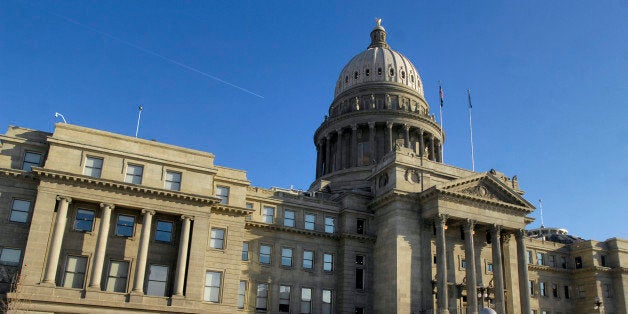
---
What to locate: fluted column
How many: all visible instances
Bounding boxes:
[325,135,331,174]
[315,141,322,178]
[491,225,506,313]
[403,124,410,148]
[336,128,343,170]
[386,121,393,152]
[368,122,376,163]
[516,229,531,313]
[173,215,193,296]
[351,125,358,167]
[419,129,425,157]
[435,215,449,314]
[89,203,115,289]
[42,196,72,284]
[132,209,155,293]
[464,220,478,314]
[429,134,435,161]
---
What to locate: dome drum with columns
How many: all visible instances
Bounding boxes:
[313,20,444,181]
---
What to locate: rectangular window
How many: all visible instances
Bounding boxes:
[356,219,365,234]
[324,217,335,233]
[246,202,253,209]
[324,253,333,271]
[300,287,312,314]
[279,285,291,312]
[487,263,493,272]
[22,151,42,171]
[62,255,87,288]
[560,256,567,269]
[305,213,315,230]
[256,283,268,311]
[74,209,95,232]
[259,244,271,264]
[322,290,332,314]
[552,283,559,298]
[281,247,293,267]
[216,186,229,204]
[155,220,173,242]
[600,255,607,267]
[603,283,612,298]
[106,260,129,292]
[575,256,583,269]
[526,250,532,264]
[283,209,295,227]
[115,215,135,237]
[0,248,21,266]
[9,199,31,223]
[146,265,168,296]
[303,250,314,269]
[84,156,103,178]
[461,259,466,269]
[529,280,535,296]
[204,271,222,302]
[237,281,247,309]
[549,255,556,267]
[210,228,225,249]
[564,285,570,299]
[536,252,544,265]
[242,242,249,261]
[356,255,365,290]
[540,282,546,296]
[125,164,143,184]
[165,171,181,191]
[577,285,585,298]
[262,206,274,224]
[355,307,364,314]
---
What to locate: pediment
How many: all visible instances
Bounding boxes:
[437,173,534,210]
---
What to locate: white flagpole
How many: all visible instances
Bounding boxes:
[539,199,545,228]
[468,89,475,171]
[135,105,143,138]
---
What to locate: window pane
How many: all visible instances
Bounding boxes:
[242,242,249,261]
[146,265,168,296]
[22,152,42,171]
[75,209,95,231]
[84,157,103,178]
[305,214,315,230]
[116,215,135,236]
[216,186,229,204]
[210,228,225,249]
[147,280,167,296]
[256,283,268,310]
[325,217,334,233]
[0,248,21,266]
[106,261,129,293]
[155,221,173,242]
[262,207,274,223]
[10,211,28,223]
[237,281,246,309]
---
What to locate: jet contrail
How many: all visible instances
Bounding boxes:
[31,5,264,99]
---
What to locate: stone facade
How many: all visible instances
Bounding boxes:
[0,21,626,314]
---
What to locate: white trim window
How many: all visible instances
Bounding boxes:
[283,209,295,227]
[0,248,21,266]
[84,156,103,178]
[255,283,269,311]
[210,228,225,249]
[262,206,274,224]
[165,171,181,191]
[204,271,222,302]
[281,248,293,267]
[216,186,229,204]
[62,255,87,289]
[146,265,168,296]
[300,287,312,314]
[324,217,335,233]
[22,151,42,171]
[305,213,315,230]
[322,289,333,314]
[9,199,31,223]
[323,253,333,271]
[303,250,314,270]
[279,285,291,312]
[125,164,143,185]
[106,260,129,292]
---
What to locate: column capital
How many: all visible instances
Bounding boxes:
[368,121,376,128]
[181,215,194,221]
[491,224,502,233]
[325,133,331,140]
[386,121,393,128]
[403,123,410,131]
[515,228,527,240]
[435,214,449,226]
[142,209,156,216]
[351,124,358,131]
[463,219,476,232]
[100,203,115,210]
[336,128,343,135]
[56,195,72,204]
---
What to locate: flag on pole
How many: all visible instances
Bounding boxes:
[439,83,444,108]
[467,90,472,109]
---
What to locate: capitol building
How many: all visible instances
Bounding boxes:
[0,21,626,314]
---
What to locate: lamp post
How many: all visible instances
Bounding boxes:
[594,296,603,313]
[477,284,489,308]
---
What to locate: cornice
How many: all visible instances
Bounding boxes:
[418,188,532,214]
[528,264,574,274]
[368,189,417,210]
[244,221,339,240]
[34,168,220,205]
[339,232,376,243]
[210,204,254,216]
[0,168,40,181]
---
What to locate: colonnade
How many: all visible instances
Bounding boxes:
[42,195,193,296]
[315,122,443,177]
[432,215,531,314]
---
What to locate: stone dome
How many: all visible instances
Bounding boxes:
[334,20,424,98]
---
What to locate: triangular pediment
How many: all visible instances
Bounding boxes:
[436,172,534,210]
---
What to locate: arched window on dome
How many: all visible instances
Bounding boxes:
[354,71,359,80]
[365,69,370,76]
[345,76,348,83]
[389,68,395,76]
[378,68,382,75]
[411,75,414,83]
[401,71,406,79]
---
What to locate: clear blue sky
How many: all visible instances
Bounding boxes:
[1,1,626,241]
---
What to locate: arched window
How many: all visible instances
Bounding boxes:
[365,69,370,76]
[354,71,359,79]
[411,75,414,82]
[389,68,395,76]
[378,67,382,75]
[345,76,348,83]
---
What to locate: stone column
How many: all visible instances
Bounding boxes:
[315,141,322,178]
[418,129,425,157]
[516,229,531,313]
[429,134,435,161]
[368,122,376,163]
[403,124,410,148]
[336,128,343,170]
[42,196,72,284]
[132,209,155,293]
[435,215,449,314]
[325,135,331,175]
[89,203,115,289]
[491,225,506,314]
[386,121,394,152]
[464,220,478,314]
[173,215,193,296]
[351,124,358,168]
